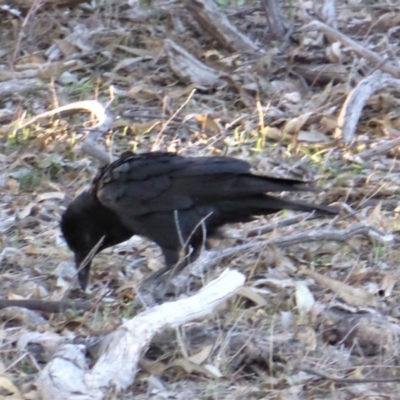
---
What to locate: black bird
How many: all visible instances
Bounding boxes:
[61,151,337,289]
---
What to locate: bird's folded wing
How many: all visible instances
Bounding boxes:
[95,152,308,216]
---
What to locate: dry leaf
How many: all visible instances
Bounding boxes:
[283,92,301,103]
[297,130,330,142]
[203,364,223,378]
[295,326,317,351]
[171,359,219,377]
[187,345,213,365]
[263,126,284,141]
[194,114,222,133]
[283,112,313,135]
[326,42,342,63]
[0,376,23,400]
[238,286,267,306]
[303,269,379,307]
[379,272,400,296]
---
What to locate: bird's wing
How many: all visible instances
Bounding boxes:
[95,152,307,216]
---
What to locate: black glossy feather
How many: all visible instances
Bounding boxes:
[61,152,338,289]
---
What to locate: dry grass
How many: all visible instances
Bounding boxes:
[1,0,400,398]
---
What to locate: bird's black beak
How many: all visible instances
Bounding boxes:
[75,253,92,290]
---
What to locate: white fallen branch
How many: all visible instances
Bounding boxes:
[37,269,245,400]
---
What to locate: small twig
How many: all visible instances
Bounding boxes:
[302,367,400,384]
[152,88,196,151]
[357,137,400,160]
[0,299,94,313]
[269,222,392,247]
[11,0,44,65]
[61,235,106,300]
[1,352,29,375]
[244,213,318,238]
[174,222,391,284]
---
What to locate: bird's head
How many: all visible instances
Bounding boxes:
[60,191,132,289]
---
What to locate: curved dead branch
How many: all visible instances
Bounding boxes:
[9,100,113,163]
[36,269,245,399]
[334,72,400,142]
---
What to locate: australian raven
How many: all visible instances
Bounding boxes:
[61,151,337,289]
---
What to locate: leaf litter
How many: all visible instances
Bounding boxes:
[2,0,400,398]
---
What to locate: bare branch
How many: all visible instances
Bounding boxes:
[358,137,400,160]
[302,367,400,384]
[37,269,245,399]
[301,16,400,79]
[184,0,262,54]
[164,39,223,89]
[174,222,392,283]
[334,72,400,142]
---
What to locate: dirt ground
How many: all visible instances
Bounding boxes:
[1,0,400,398]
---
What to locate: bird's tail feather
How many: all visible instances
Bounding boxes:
[218,195,339,216]
[235,175,312,194]
[264,196,339,214]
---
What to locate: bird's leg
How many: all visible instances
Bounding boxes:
[134,247,182,306]
[139,247,181,290]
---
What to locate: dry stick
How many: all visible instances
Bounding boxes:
[302,367,400,384]
[11,0,44,65]
[385,127,400,138]
[260,0,286,39]
[152,87,196,151]
[164,39,223,89]
[357,137,400,160]
[0,299,94,313]
[184,0,262,54]
[300,16,400,79]
[269,222,392,247]
[244,213,318,238]
[173,222,391,284]
[59,235,107,303]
